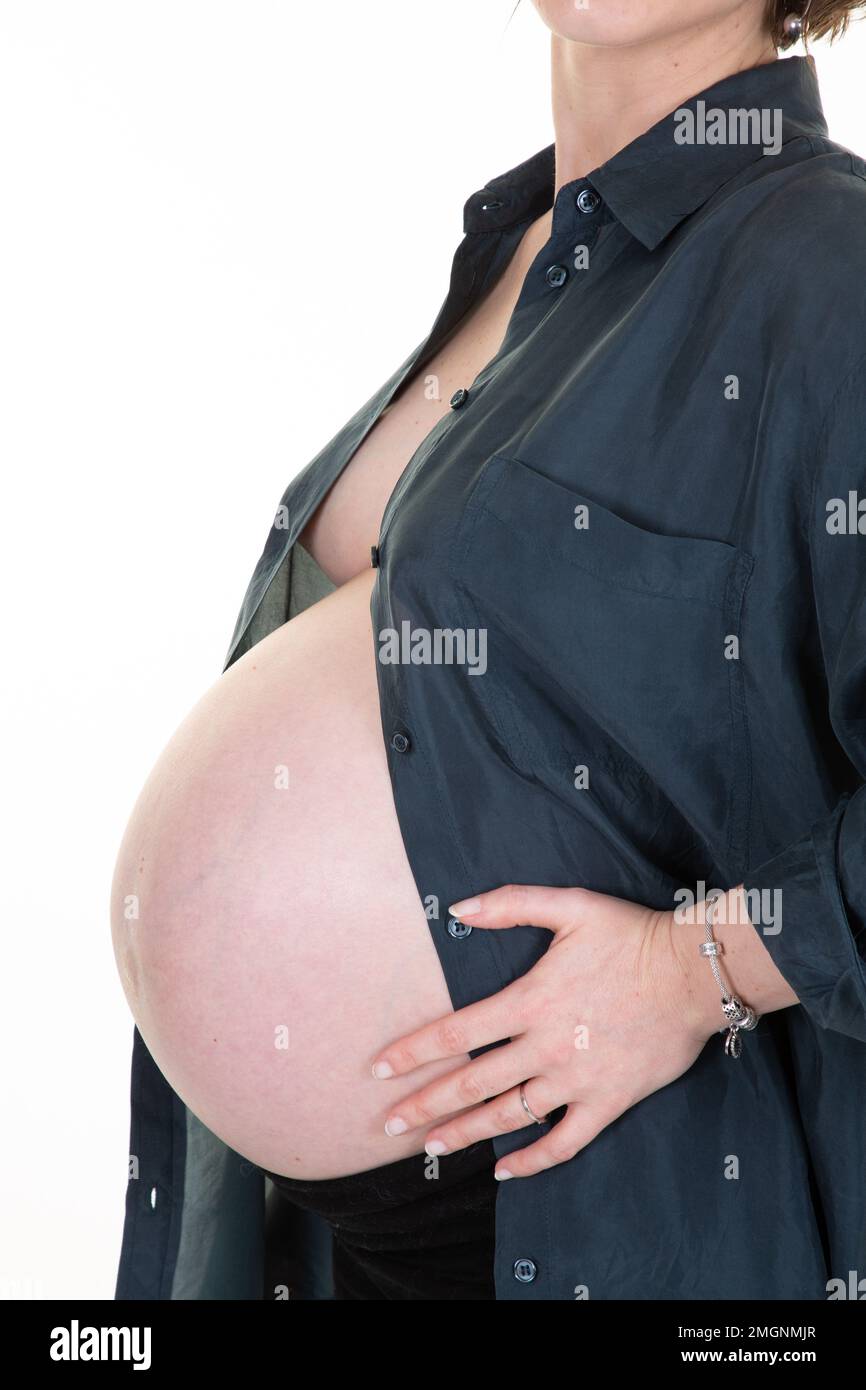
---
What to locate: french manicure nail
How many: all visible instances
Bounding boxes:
[425,1140,448,1156]
[371,1061,393,1078]
[449,896,481,916]
[495,1168,514,1181]
[385,1116,408,1136]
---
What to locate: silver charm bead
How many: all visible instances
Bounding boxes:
[721,995,747,1024]
[725,1028,744,1060]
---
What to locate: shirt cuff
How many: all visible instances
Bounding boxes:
[740,787,866,1041]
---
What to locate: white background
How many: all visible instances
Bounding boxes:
[1,1,865,1300]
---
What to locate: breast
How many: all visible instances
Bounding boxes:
[110,567,467,1179]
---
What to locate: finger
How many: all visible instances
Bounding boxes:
[494,1103,620,1180]
[423,1078,561,1156]
[448,883,593,934]
[383,1041,532,1137]
[372,978,529,1079]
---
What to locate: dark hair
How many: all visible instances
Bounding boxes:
[769,0,865,48]
[511,1,863,50]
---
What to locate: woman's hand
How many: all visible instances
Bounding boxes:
[370,883,769,1180]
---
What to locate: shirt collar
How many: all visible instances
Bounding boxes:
[464,55,828,251]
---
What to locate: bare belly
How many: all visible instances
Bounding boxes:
[110,568,469,1179]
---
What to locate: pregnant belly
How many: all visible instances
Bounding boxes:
[111,568,469,1179]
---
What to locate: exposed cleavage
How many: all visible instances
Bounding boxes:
[299,207,554,586]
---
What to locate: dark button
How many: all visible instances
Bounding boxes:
[370,545,379,568]
[450,387,469,409]
[446,916,472,940]
[481,199,503,211]
[576,187,600,214]
[513,1258,538,1284]
[390,731,410,754]
[545,263,568,288]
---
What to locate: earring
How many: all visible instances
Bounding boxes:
[783,0,812,41]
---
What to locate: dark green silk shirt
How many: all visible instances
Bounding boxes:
[117,54,866,1300]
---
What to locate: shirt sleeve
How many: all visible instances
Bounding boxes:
[740,356,866,1042]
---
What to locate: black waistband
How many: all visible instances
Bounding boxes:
[265,1140,497,1299]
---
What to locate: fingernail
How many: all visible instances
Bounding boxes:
[385,1116,408,1136]
[449,896,481,916]
[495,1167,514,1181]
[371,1060,393,1079]
[425,1140,448,1156]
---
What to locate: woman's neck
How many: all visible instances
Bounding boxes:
[550,16,779,189]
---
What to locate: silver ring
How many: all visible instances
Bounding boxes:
[519,1081,547,1126]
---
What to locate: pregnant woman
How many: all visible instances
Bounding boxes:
[113,0,866,1301]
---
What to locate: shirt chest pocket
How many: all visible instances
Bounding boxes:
[447,453,755,880]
